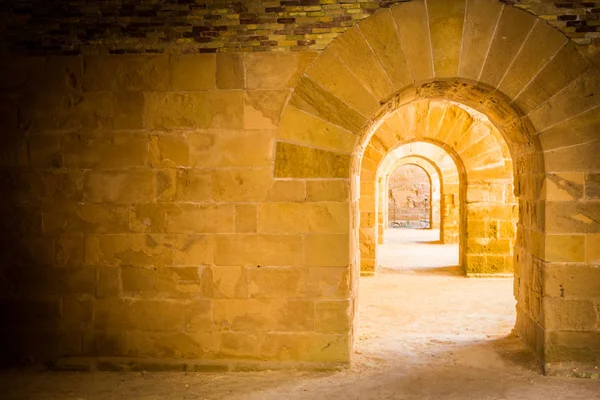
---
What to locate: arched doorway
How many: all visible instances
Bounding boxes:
[274,0,600,375]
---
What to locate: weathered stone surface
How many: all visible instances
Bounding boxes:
[170,55,216,91]
[544,235,586,262]
[215,234,303,267]
[289,77,367,133]
[278,106,356,154]
[427,0,465,78]
[166,204,234,234]
[84,55,170,91]
[85,234,174,267]
[189,130,274,168]
[145,91,244,130]
[390,1,433,82]
[274,142,350,179]
[306,51,379,118]
[305,234,350,267]
[512,44,589,114]
[538,105,600,152]
[235,205,257,234]
[216,53,244,90]
[244,90,289,130]
[459,0,503,81]
[212,169,273,202]
[306,181,349,202]
[173,234,215,266]
[114,91,144,130]
[201,266,248,299]
[42,204,130,234]
[480,6,536,88]
[246,52,317,89]
[83,170,155,203]
[63,132,149,169]
[258,203,349,234]
[358,9,413,90]
[315,300,351,334]
[329,25,395,101]
[498,20,567,100]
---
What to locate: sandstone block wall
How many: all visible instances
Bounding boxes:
[0,0,599,377]
[0,52,354,367]
[388,165,431,229]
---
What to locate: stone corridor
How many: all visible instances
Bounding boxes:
[3,229,599,399]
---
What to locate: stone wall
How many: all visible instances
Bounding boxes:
[0,0,599,377]
[0,0,599,57]
[388,165,431,229]
[0,52,352,368]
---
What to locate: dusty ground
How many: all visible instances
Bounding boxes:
[2,229,599,399]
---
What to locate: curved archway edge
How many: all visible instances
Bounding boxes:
[274,0,600,375]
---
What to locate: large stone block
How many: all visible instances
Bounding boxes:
[93,298,189,332]
[121,266,201,298]
[172,169,211,202]
[85,234,174,267]
[288,77,367,133]
[458,0,503,81]
[145,91,243,130]
[42,204,129,234]
[200,266,248,299]
[543,263,600,298]
[307,267,350,298]
[235,204,257,233]
[114,91,144,130]
[358,9,412,90]
[543,298,597,331]
[306,180,349,202]
[83,55,169,91]
[126,331,216,359]
[212,169,273,202]
[544,235,586,263]
[274,142,351,179]
[390,0,434,82]
[480,6,535,88]
[498,19,566,100]
[315,300,351,334]
[63,132,149,169]
[166,204,234,234]
[216,53,244,89]
[149,134,189,168]
[244,90,289,129]
[258,202,349,234]
[248,266,308,299]
[545,201,600,234]
[170,54,216,90]
[245,52,316,89]
[328,25,395,101]
[213,299,313,332]
[21,92,113,132]
[277,106,356,154]
[427,0,465,78]
[188,130,274,167]
[172,234,216,266]
[305,234,349,267]
[306,51,379,118]
[215,234,303,267]
[83,170,155,203]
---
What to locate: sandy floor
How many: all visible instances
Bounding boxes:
[2,229,599,399]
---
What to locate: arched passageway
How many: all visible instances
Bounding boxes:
[387,164,432,229]
[274,0,600,375]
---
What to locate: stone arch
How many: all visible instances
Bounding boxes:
[274,0,600,373]
[359,101,518,276]
[385,163,434,229]
[382,157,441,237]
